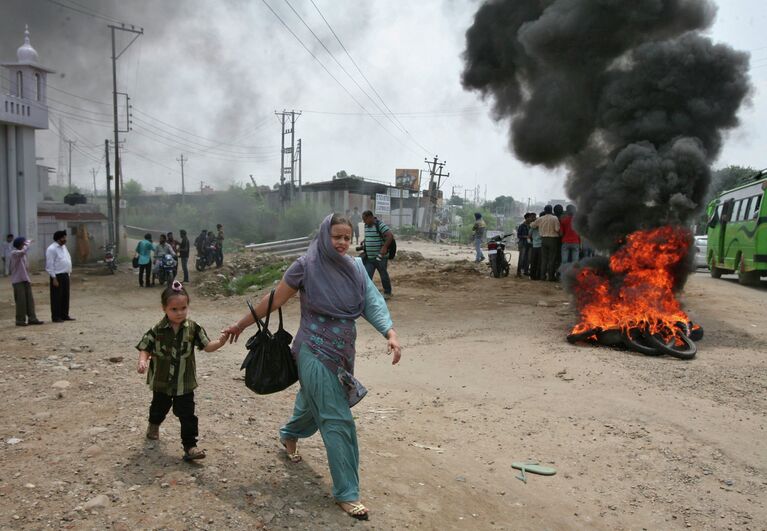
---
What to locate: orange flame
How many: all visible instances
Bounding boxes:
[570,226,691,338]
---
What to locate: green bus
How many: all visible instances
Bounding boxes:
[706,170,767,285]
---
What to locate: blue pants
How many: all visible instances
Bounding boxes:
[561,243,580,265]
[364,256,392,295]
[474,237,484,262]
[280,346,360,502]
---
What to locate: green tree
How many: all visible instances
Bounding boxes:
[123,179,144,203]
[448,195,465,206]
[708,165,757,201]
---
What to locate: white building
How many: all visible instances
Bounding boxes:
[1,26,53,263]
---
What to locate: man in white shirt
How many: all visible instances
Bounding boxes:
[45,230,74,322]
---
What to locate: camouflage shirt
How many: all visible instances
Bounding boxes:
[135,317,210,396]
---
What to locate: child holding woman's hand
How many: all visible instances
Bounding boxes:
[136,281,226,461]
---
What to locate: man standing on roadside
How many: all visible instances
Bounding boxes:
[516,213,533,277]
[530,205,561,281]
[559,205,581,268]
[471,213,486,263]
[361,210,393,299]
[215,223,225,268]
[178,229,190,283]
[45,230,74,322]
[10,237,43,326]
[351,207,362,244]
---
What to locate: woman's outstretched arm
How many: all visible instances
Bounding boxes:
[222,280,298,343]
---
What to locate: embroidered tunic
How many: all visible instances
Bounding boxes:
[283,256,392,406]
[135,317,210,396]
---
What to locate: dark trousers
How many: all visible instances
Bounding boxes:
[517,242,531,276]
[541,237,559,281]
[180,256,189,282]
[49,273,70,320]
[138,263,151,286]
[529,247,542,280]
[148,391,198,449]
[215,248,223,267]
[13,281,38,324]
[364,256,392,294]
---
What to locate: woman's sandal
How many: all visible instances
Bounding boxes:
[337,501,369,521]
[280,438,302,464]
[183,447,206,462]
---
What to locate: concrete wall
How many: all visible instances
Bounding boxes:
[0,124,38,246]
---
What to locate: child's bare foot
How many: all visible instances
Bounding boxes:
[183,447,206,461]
[146,423,159,440]
[280,438,302,463]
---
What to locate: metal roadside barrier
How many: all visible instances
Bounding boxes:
[244,236,311,257]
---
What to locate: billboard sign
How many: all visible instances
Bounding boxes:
[375,193,390,214]
[395,168,420,191]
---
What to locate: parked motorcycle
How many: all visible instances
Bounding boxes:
[195,243,216,272]
[158,253,178,287]
[103,243,117,274]
[487,233,513,278]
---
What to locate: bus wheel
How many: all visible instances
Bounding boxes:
[709,265,723,279]
[738,269,760,286]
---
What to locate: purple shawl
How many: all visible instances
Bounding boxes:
[302,214,366,319]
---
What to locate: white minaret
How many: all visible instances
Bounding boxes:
[1,26,54,251]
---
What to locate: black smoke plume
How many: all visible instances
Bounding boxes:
[461,0,751,250]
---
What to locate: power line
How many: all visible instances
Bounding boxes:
[260,0,421,157]
[283,0,408,138]
[129,122,281,160]
[308,0,432,153]
[43,0,130,25]
[131,109,275,152]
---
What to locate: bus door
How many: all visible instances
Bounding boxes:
[718,198,735,266]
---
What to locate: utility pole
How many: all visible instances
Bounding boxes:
[109,23,143,255]
[295,138,302,193]
[176,154,187,203]
[90,168,97,198]
[275,110,301,207]
[424,156,448,240]
[104,140,114,244]
[66,139,75,192]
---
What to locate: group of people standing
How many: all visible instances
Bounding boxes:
[4,230,76,326]
[516,204,593,281]
[133,224,224,288]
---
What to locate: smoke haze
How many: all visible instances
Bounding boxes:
[462,0,751,249]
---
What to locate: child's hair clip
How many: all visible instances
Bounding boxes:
[171,280,184,292]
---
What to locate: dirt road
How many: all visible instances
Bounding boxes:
[0,241,764,530]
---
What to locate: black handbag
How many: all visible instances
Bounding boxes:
[132,256,139,268]
[240,290,298,394]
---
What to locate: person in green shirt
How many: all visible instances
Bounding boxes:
[136,281,227,461]
[134,233,154,287]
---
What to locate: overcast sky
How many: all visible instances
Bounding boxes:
[1,0,765,203]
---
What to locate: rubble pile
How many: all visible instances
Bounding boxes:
[194,252,289,298]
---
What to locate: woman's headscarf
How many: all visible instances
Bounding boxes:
[302,214,366,319]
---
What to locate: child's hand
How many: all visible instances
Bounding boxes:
[217,332,229,345]
[137,353,150,374]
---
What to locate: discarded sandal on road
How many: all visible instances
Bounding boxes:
[280,438,302,463]
[512,461,557,483]
[183,447,206,462]
[337,501,369,521]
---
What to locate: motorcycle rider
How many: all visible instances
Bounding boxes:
[153,234,176,286]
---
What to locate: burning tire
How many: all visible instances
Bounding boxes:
[622,329,662,356]
[645,332,697,360]
[566,328,598,344]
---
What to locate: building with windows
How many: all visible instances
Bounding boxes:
[1,26,54,263]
